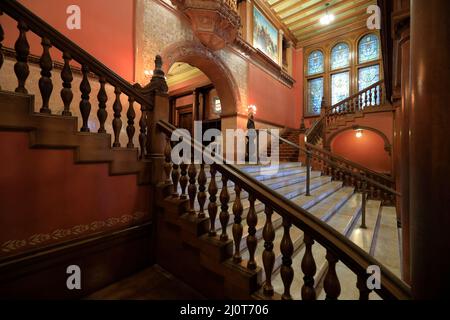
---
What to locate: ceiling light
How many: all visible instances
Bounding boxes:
[320,3,335,26]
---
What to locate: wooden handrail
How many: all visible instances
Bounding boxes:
[306,142,394,184]
[329,80,384,112]
[0,0,150,109]
[157,119,411,300]
[269,130,398,197]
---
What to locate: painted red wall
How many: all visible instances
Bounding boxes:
[248,49,303,129]
[0,132,150,257]
[331,129,391,173]
[1,0,135,81]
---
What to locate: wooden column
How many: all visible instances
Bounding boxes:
[409,1,450,299]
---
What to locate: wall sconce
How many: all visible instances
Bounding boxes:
[355,129,363,139]
[144,70,153,78]
[247,104,257,116]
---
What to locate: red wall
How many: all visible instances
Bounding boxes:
[331,129,391,173]
[248,49,303,129]
[0,132,150,257]
[1,0,135,81]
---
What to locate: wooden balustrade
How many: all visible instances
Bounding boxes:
[157,120,410,300]
[0,0,152,157]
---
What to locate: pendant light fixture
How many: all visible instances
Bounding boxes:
[320,3,335,26]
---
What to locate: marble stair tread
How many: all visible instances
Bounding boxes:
[348,200,381,252]
[307,187,355,220]
[326,193,362,236]
[195,171,323,214]
[373,207,401,278]
[211,176,328,231]
[291,181,343,210]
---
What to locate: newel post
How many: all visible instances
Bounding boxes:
[138,55,170,185]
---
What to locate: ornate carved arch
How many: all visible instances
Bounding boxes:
[327,125,392,155]
[161,40,241,116]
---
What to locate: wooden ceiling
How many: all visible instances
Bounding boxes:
[262,0,376,45]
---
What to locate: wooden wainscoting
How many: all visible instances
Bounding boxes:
[0,222,153,299]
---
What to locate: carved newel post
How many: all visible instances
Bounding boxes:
[136,55,169,184]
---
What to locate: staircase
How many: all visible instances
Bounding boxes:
[279,130,302,162]
[178,162,401,299]
[305,80,394,148]
[0,0,410,300]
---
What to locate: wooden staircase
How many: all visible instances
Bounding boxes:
[183,162,401,299]
[0,0,410,300]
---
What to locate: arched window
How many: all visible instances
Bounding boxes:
[331,43,350,70]
[358,34,379,63]
[308,50,324,75]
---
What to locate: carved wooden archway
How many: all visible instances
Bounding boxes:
[327,125,392,155]
[161,40,241,116]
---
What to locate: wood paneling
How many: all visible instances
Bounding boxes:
[0,222,153,299]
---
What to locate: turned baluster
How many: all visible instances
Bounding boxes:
[112,87,123,147]
[301,233,317,300]
[139,105,147,158]
[367,88,373,107]
[97,77,108,133]
[246,194,258,269]
[370,186,375,199]
[171,164,180,197]
[0,12,4,88]
[359,94,363,110]
[324,249,341,300]
[219,176,230,241]
[262,206,275,296]
[39,38,53,114]
[280,217,294,300]
[14,20,30,94]
[373,86,379,106]
[163,138,172,184]
[188,163,197,215]
[208,165,218,236]
[61,52,73,116]
[232,185,243,263]
[126,97,136,148]
[79,65,91,132]
[197,164,207,218]
[357,274,371,300]
[339,171,344,182]
[179,162,188,199]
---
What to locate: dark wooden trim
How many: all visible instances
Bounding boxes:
[0,221,153,299]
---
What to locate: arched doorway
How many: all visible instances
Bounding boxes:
[161,41,241,118]
[329,126,392,174]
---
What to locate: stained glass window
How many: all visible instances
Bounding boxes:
[359,65,380,106]
[307,77,324,115]
[331,72,350,106]
[331,43,350,70]
[308,50,324,75]
[359,65,380,90]
[358,34,379,63]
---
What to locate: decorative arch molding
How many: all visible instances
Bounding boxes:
[161,40,241,116]
[327,125,392,155]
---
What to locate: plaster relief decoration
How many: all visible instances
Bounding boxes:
[253,6,278,63]
[170,0,241,51]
